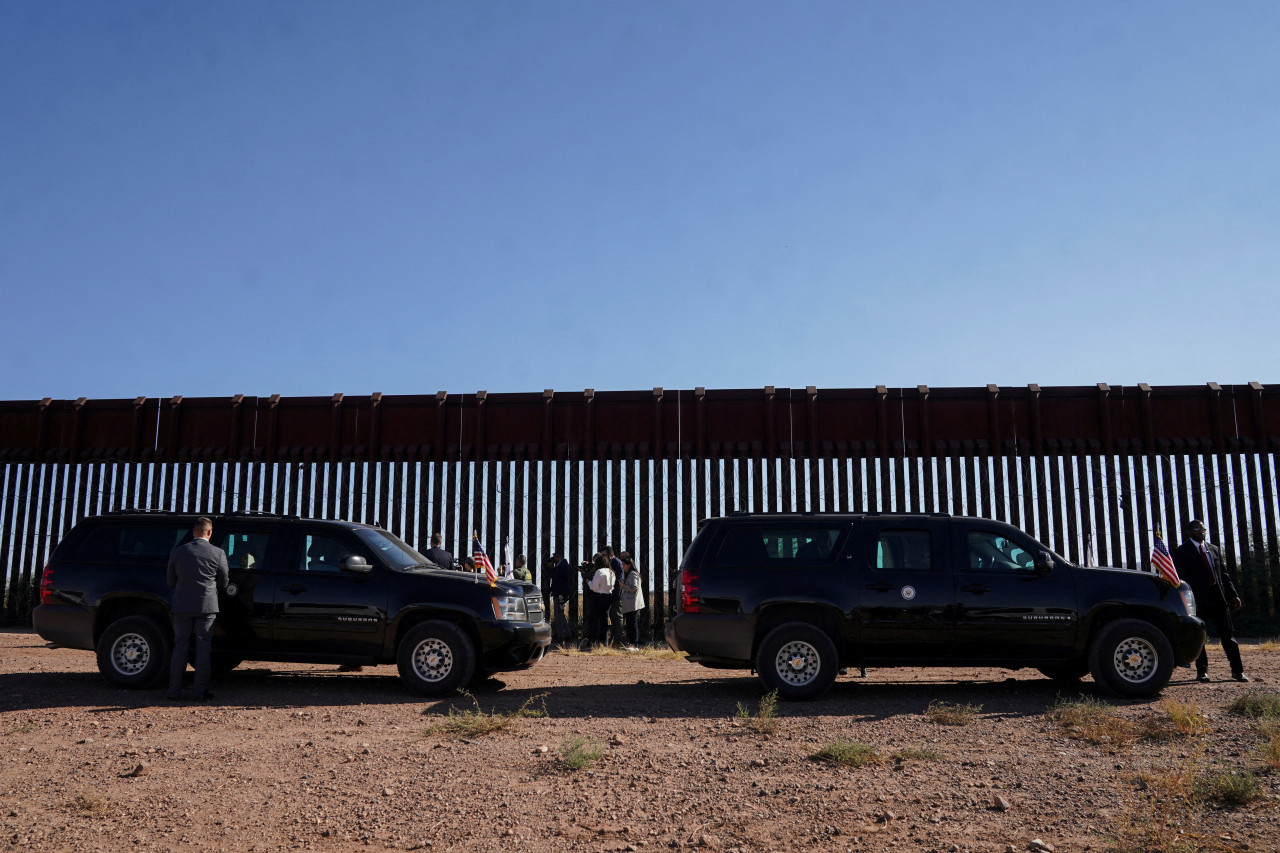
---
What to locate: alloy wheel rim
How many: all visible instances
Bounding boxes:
[774,639,820,686]
[412,638,454,682]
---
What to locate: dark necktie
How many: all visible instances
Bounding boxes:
[1200,544,1217,585]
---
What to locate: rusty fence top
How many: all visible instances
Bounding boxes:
[0,383,1274,464]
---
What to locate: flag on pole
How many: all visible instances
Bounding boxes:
[1151,530,1180,586]
[503,538,513,579]
[473,533,497,587]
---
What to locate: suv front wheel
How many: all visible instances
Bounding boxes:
[397,620,476,696]
[1089,618,1173,698]
[755,622,839,701]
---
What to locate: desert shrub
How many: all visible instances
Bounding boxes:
[810,739,878,768]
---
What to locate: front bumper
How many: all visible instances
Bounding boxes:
[477,620,552,672]
[1171,615,1208,666]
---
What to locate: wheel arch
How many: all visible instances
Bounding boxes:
[752,603,845,664]
[388,606,479,660]
[1082,603,1180,657]
[94,596,171,645]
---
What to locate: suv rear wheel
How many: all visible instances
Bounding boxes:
[755,622,838,701]
[397,620,476,696]
[97,616,170,689]
[1089,618,1173,698]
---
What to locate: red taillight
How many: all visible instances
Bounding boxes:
[680,567,699,613]
[39,565,55,605]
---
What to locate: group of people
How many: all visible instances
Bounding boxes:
[581,546,646,649]
[425,535,648,648]
[423,533,532,581]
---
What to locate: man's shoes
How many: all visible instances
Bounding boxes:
[193,690,214,701]
[1232,672,1251,682]
[1196,672,1211,683]
[337,664,364,672]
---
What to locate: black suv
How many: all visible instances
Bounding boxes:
[34,512,550,696]
[665,513,1205,700]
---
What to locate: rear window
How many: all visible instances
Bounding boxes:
[76,525,188,562]
[711,527,845,566]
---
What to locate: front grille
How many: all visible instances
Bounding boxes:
[525,595,545,624]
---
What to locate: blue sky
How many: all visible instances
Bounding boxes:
[2,1,1277,402]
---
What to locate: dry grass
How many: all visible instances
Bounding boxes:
[559,735,604,770]
[421,691,548,738]
[1047,697,1194,750]
[73,795,109,818]
[810,739,879,768]
[1160,698,1210,736]
[924,700,981,726]
[1259,728,1280,771]
[1228,689,1280,720]
[558,645,685,660]
[735,690,780,735]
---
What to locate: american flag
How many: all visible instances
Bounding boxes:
[1151,531,1180,586]
[472,533,497,587]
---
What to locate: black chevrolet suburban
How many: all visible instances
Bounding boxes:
[34,512,551,696]
[665,513,1206,700]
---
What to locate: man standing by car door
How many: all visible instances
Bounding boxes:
[167,516,229,701]
[1173,519,1248,683]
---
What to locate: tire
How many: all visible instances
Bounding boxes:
[396,621,476,697]
[1037,663,1089,684]
[755,622,839,701]
[1088,619,1174,698]
[96,616,171,689]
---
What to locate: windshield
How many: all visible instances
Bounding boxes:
[353,528,434,570]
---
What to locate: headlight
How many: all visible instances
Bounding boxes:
[1179,583,1197,618]
[492,595,528,621]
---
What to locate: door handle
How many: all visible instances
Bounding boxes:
[961,584,990,594]
[280,584,307,594]
[865,582,895,592]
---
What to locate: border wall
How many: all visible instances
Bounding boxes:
[2,383,1278,638]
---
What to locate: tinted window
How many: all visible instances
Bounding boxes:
[221,531,272,571]
[712,527,844,566]
[299,534,352,573]
[875,530,932,571]
[966,529,1036,572]
[77,525,188,562]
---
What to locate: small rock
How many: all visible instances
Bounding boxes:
[122,762,150,778]
[610,735,626,746]
[698,834,720,849]
[534,745,550,755]
[382,788,392,797]
[991,795,1012,812]
[79,738,93,745]
[1029,840,1055,852]
[749,758,766,767]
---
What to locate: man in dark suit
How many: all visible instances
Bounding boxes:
[548,552,573,643]
[167,516,229,700]
[1172,518,1247,682]
[424,533,454,570]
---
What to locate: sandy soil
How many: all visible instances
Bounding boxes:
[1,629,1278,853]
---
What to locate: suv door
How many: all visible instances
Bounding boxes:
[210,522,282,653]
[949,519,1078,662]
[856,519,955,661]
[271,528,389,656]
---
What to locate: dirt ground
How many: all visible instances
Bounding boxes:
[1,629,1278,853]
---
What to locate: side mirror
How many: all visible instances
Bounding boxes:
[1035,551,1054,576]
[341,555,373,574]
